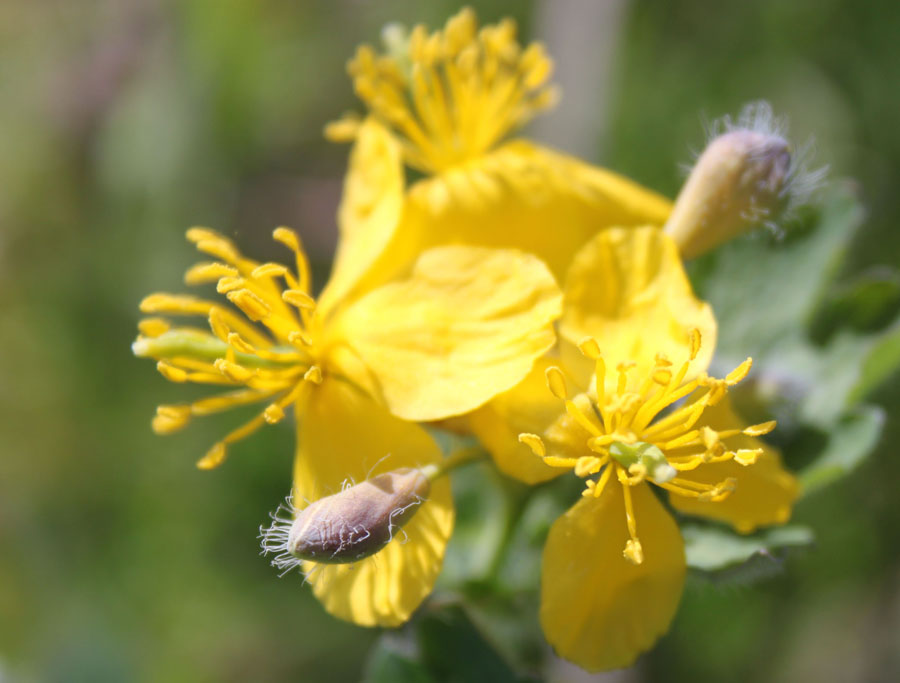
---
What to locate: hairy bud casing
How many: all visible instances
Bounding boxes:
[286,468,431,564]
[665,128,791,259]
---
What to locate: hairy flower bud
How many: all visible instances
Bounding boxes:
[260,468,431,574]
[665,102,824,259]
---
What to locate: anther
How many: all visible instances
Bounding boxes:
[157,361,188,383]
[252,263,289,279]
[574,456,603,478]
[303,366,323,385]
[263,403,285,424]
[518,433,546,458]
[184,262,238,285]
[546,366,568,400]
[733,449,762,466]
[578,337,601,360]
[152,404,192,434]
[689,329,702,361]
[226,332,255,354]
[726,357,753,385]
[197,442,227,470]
[288,330,312,347]
[216,276,245,294]
[744,420,776,437]
[214,358,256,382]
[226,289,271,321]
[137,318,170,338]
[273,227,301,253]
[623,539,644,565]
[282,289,316,309]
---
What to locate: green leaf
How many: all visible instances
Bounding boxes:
[849,325,900,403]
[683,524,814,572]
[799,404,885,495]
[696,190,864,357]
[417,604,527,683]
[810,268,900,341]
[364,635,435,683]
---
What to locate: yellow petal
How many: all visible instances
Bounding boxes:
[336,245,562,421]
[404,141,673,281]
[560,226,716,383]
[668,398,798,533]
[541,482,686,672]
[293,378,453,627]
[317,118,405,317]
[333,140,673,305]
[468,358,589,484]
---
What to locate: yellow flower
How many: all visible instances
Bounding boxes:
[489,226,798,671]
[321,8,672,313]
[133,227,561,626]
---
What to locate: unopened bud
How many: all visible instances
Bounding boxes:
[665,102,823,259]
[259,468,430,574]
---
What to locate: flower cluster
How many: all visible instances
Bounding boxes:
[133,7,805,673]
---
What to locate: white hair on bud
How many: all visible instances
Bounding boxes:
[699,100,829,237]
[258,493,304,577]
[258,468,431,580]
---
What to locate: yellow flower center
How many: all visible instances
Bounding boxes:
[332,7,557,174]
[519,330,776,565]
[133,228,325,469]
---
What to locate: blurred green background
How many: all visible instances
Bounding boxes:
[1,1,899,681]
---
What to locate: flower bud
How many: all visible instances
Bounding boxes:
[664,102,823,259]
[260,468,431,573]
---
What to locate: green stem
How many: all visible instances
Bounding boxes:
[421,446,487,482]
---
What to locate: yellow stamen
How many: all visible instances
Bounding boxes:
[578,337,601,359]
[574,456,603,477]
[726,357,753,385]
[137,318,170,338]
[137,226,323,473]
[157,361,188,383]
[546,366,568,400]
[184,262,238,285]
[342,8,557,174]
[689,328,702,360]
[618,469,643,565]
[535,333,776,563]
[272,227,311,295]
[152,404,192,434]
[744,420,776,436]
[584,462,614,499]
[518,433,546,457]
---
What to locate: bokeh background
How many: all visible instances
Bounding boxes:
[2,1,899,681]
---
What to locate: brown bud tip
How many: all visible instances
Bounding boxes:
[287,468,431,564]
[665,127,791,259]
